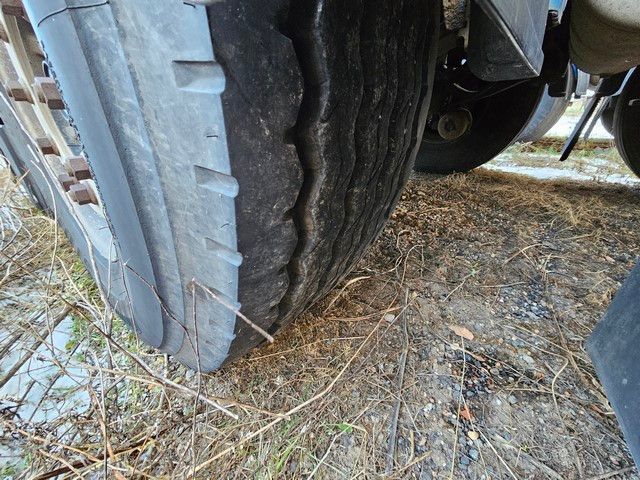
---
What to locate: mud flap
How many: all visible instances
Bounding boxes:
[587,261,640,466]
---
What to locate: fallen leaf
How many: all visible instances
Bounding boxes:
[448,324,474,341]
[460,405,474,421]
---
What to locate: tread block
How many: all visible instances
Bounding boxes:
[204,237,243,267]
[194,164,239,198]
[193,282,242,312]
[172,60,225,95]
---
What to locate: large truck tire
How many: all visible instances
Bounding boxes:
[612,69,640,178]
[600,96,617,136]
[516,85,571,143]
[413,78,544,174]
[6,0,435,371]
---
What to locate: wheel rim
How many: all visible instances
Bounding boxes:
[0,9,109,236]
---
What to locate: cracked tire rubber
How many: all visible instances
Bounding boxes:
[208,0,433,361]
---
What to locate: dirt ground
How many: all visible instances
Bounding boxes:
[2,146,640,478]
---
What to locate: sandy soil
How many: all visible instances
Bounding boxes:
[1,155,640,478]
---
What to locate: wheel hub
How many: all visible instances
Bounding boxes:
[437,108,472,140]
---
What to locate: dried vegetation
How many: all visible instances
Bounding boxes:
[1,165,640,479]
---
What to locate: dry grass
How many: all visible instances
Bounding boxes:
[1,165,640,479]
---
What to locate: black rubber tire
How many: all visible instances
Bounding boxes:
[517,86,571,143]
[414,80,545,174]
[15,0,434,370]
[613,69,640,178]
[601,96,617,136]
[208,0,433,360]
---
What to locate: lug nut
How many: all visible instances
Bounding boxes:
[65,155,91,180]
[0,0,25,17]
[5,80,32,103]
[36,136,59,155]
[69,183,98,205]
[57,173,78,192]
[33,77,64,110]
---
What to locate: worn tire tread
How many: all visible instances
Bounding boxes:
[208,0,431,360]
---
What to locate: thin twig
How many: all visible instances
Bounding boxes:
[584,467,635,480]
[191,279,274,343]
[385,289,410,475]
[0,305,71,390]
[189,302,406,477]
[448,337,468,480]
[493,433,562,480]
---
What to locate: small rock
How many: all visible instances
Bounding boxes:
[469,449,479,461]
[468,431,480,441]
[520,354,535,366]
[508,395,517,405]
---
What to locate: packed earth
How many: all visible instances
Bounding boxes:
[1,124,640,478]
